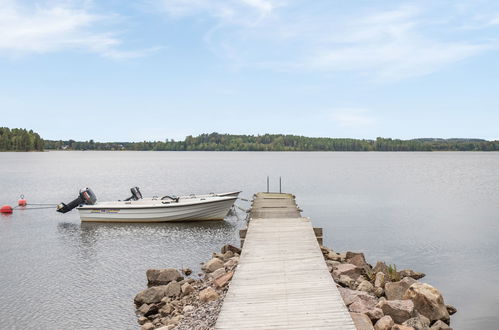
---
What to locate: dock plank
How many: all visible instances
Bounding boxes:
[215,193,355,330]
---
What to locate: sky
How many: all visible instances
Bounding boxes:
[0,0,498,141]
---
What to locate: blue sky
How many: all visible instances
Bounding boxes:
[1,0,498,141]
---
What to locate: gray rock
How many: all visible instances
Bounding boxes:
[378,299,415,324]
[183,305,195,314]
[333,263,362,280]
[403,283,450,323]
[375,272,386,288]
[403,315,430,330]
[366,307,384,322]
[338,275,355,288]
[373,287,384,298]
[446,304,457,315]
[221,244,241,255]
[146,269,183,285]
[357,280,375,293]
[138,303,159,317]
[222,250,234,261]
[181,282,194,295]
[211,267,226,280]
[399,269,426,280]
[135,286,169,305]
[141,323,154,330]
[338,286,378,307]
[350,312,375,330]
[429,320,452,330]
[374,315,394,330]
[385,277,417,300]
[138,316,148,325]
[373,261,390,275]
[327,251,341,261]
[199,287,219,302]
[164,281,181,298]
[203,258,224,273]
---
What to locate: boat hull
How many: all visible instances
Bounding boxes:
[78,197,237,223]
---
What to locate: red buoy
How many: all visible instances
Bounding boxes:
[1,205,13,214]
[18,199,27,207]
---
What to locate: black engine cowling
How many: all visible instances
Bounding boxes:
[57,188,97,213]
[124,187,142,201]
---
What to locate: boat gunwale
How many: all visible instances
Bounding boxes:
[76,196,238,210]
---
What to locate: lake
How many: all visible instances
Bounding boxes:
[0,151,498,329]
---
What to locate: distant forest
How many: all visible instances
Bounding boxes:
[2,128,498,152]
[0,127,44,151]
[44,133,499,152]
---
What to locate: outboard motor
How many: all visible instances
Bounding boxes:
[124,187,143,201]
[57,188,97,213]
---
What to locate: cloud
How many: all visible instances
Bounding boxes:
[0,0,152,58]
[329,108,376,128]
[152,1,499,80]
[155,0,275,24]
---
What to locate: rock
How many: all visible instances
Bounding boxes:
[392,325,415,330]
[446,305,457,315]
[403,315,430,330]
[155,327,168,330]
[399,269,425,280]
[339,252,347,262]
[338,275,355,288]
[378,299,415,324]
[373,287,384,297]
[333,263,362,280]
[199,287,219,302]
[203,258,224,273]
[183,305,194,314]
[224,257,239,268]
[135,286,169,305]
[326,260,341,269]
[146,269,183,285]
[429,320,452,330]
[385,277,417,300]
[138,303,159,317]
[357,280,375,293]
[320,245,330,254]
[327,251,341,261]
[375,272,386,288]
[138,316,148,325]
[222,250,234,261]
[214,271,234,288]
[350,312,375,330]
[221,244,241,255]
[338,287,378,307]
[141,323,154,330]
[374,315,394,330]
[366,307,384,322]
[181,268,192,276]
[373,261,390,275]
[164,281,181,297]
[159,304,173,316]
[403,283,449,323]
[181,282,194,295]
[211,267,226,279]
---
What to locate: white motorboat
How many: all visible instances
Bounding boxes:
[57,187,239,223]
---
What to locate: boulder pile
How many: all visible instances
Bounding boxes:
[321,246,456,330]
[133,244,241,330]
[133,244,456,330]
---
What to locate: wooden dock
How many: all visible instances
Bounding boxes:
[215,193,355,330]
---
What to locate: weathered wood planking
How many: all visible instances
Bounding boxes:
[215,193,355,330]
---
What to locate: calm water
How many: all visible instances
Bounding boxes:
[0,152,498,329]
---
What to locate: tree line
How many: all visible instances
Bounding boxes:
[0,127,44,151]
[43,133,499,151]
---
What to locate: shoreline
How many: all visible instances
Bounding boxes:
[133,244,456,330]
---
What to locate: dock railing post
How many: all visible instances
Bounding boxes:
[279,176,282,193]
[267,176,269,193]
